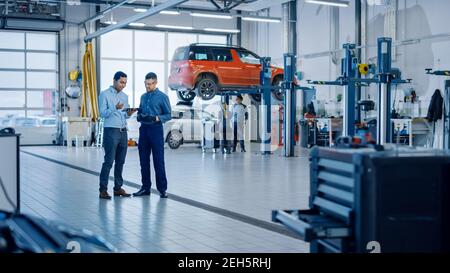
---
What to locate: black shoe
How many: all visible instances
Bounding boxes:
[133,189,151,197]
[160,192,168,198]
[241,148,246,152]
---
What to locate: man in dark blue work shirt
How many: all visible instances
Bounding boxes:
[133,72,172,198]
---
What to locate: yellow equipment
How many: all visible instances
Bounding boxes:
[358,64,369,75]
[81,42,99,121]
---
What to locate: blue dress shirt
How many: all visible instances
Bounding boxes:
[98,86,130,129]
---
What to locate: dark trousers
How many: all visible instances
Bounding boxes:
[138,124,167,193]
[99,128,128,192]
[233,121,245,150]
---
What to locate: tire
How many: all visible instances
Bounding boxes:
[167,130,183,149]
[176,90,196,102]
[272,77,284,101]
[196,76,218,101]
[250,93,261,103]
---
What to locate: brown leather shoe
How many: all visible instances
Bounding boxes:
[114,188,131,197]
[99,191,112,200]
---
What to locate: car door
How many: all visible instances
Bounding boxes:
[176,109,190,141]
[211,48,242,86]
[236,49,261,86]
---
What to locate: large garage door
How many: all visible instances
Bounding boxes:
[0,30,58,145]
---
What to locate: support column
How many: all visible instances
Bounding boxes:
[260,57,272,155]
[282,0,297,157]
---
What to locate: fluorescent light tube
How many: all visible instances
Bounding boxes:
[305,0,350,7]
[190,13,232,19]
[129,22,145,27]
[155,24,194,30]
[134,8,147,12]
[242,16,281,23]
[105,20,117,25]
[204,28,240,33]
[160,10,180,15]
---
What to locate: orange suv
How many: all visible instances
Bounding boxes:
[168,44,284,102]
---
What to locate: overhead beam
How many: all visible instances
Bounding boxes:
[81,0,131,25]
[84,0,189,42]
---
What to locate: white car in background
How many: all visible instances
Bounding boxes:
[127,104,217,149]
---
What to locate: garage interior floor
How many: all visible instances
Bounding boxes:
[20,144,310,253]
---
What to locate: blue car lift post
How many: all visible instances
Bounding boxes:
[308,37,412,145]
[426,69,450,150]
[217,57,272,154]
[283,53,315,157]
[218,56,313,156]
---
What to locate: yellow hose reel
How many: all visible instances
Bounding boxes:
[358,64,370,75]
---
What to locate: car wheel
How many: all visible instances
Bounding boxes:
[250,93,261,103]
[167,130,183,149]
[272,77,284,101]
[176,90,196,102]
[196,77,218,101]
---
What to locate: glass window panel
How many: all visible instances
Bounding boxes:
[13,116,40,127]
[168,33,197,61]
[27,72,57,89]
[135,31,165,60]
[26,33,57,51]
[27,53,57,70]
[0,71,25,88]
[0,52,25,69]
[101,29,132,59]
[100,60,133,98]
[27,90,55,108]
[198,35,227,44]
[0,91,25,107]
[0,32,25,49]
[0,110,25,127]
[27,110,56,117]
[134,61,165,107]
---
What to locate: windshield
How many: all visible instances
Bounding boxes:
[237,50,261,65]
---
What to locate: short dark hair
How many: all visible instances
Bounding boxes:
[114,71,127,81]
[236,95,243,100]
[145,72,158,81]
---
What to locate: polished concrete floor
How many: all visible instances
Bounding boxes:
[20,144,311,253]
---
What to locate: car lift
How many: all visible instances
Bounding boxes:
[308,37,412,145]
[216,56,314,156]
[426,69,450,150]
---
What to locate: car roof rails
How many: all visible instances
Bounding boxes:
[189,43,243,49]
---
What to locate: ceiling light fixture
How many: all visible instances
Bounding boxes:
[241,16,281,23]
[129,22,146,27]
[160,10,181,15]
[134,8,147,12]
[305,0,350,7]
[105,21,117,25]
[155,24,194,30]
[204,28,240,33]
[190,12,232,19]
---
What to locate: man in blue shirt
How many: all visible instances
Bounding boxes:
[133,72,172,198]
[98,71,137,199]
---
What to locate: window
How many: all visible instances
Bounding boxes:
[212,48,233,62]
[237,50,261,65]
[189,47,211,61]
[135,31,164,60]
[173,47,188,61]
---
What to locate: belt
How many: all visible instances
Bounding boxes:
[105,127,127,132]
